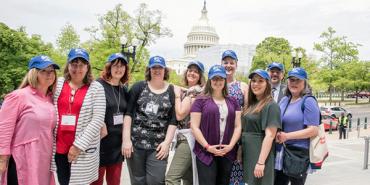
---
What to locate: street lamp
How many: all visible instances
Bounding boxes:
[120,36,136,64]
[291,50,303,68]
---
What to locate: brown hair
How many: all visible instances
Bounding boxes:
[285,79,312,97]
[63,58,94,84]
[18,68,57,94]
[144,67,170,81]
[182,65,206,87]
[243,78,273,115]
[100,59,130,85]
[203,79,228,98]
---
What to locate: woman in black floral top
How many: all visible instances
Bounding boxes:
[166,61,205,185]
[122,56,177,185]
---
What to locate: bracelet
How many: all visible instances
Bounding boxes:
[256,162,265,165]
[0,159,8,163]
[204,144,210,151]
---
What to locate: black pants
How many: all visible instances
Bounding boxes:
[274,170,307,185]
[339,126,347,139]
[7,156,18,185]
[196,156,233,185]
[55,153,71,185]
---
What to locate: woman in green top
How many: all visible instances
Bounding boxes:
[241,69,281,185]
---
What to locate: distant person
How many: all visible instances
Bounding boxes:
[267,62,286,103]
[190,65,241,185]
[91,53,130,185]
[0,55,59,185]
[338,112,348,140]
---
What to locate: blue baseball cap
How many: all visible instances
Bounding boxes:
[107,53,128,64]
[68,48,89,63]
[222,50,238,61]
[208,65,227,79]
[148,56,166,68]
[248,69,271,80]
[28,55,60,70]
[288,67,308,80]
[188,60,205,72]
[268,62,284,71]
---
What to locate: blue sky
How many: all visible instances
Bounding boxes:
[1,0,370,60]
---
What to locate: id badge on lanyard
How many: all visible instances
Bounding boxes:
[145,101,159,115]
[61,114,77,131]
[113,112,124,125]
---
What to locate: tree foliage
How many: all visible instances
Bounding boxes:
[0,23,57,98]
[56,23,80,54]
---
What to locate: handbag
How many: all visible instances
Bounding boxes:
[283,144,310,178]
[309,124,329,169]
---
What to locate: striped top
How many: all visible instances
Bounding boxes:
[50,77,106,185]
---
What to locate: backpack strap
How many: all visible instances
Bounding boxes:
[301,95,322,125]
[168,84,175,106]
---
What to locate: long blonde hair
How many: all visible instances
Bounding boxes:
[18,68,57,94]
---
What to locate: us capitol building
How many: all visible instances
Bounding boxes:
[167,1,256,76]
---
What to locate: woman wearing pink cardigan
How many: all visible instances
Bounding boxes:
[0,55,59,185]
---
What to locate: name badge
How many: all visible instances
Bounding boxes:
[61,114,76,131]
[113,113,124,125]
[145,102,159,115]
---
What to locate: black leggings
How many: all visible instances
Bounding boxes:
[7,156,18,185]
[274,170,307,185]
[55,153,71,185]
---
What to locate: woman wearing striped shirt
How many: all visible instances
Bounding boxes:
[51,48,106,185]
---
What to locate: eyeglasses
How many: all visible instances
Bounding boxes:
[39,69,55,75]
[70,63,87,69]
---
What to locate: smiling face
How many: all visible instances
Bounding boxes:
[210,76,226,92]
[250,74,268,99]
[150,65,165,81]
[288,77,305,97]
[68,59,88,83]
[222,57,237,76]
[186,65,201,87]
[268,68,284,85]
[37,66,56,88]
[110,60,126,81]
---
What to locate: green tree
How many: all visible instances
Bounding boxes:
[0,23,56,98]
[340,61,370,103]
[314,27,360,102]
[83,3,172,82]
[56,23,80,54]
[251,37,292,73]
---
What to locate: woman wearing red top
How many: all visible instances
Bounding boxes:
[52,48,106,185]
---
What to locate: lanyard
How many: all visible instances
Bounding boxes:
[111,85,121,113]
[68,88,78,113]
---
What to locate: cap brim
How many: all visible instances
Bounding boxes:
[109,57,128,64]
[249,72,270,80]
[68,55,89,63]
[268,66,283,71]
[222,55,237,60]
[288,74,306,80]
[36,62,60,70]
[209,73,226,79]
[149,63,166,68]
[188,63,203,72]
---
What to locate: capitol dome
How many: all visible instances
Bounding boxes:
[184,1,219,59]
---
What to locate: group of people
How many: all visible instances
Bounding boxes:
[0,48,321,185]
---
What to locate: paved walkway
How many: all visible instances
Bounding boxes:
[120,129,370,185]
